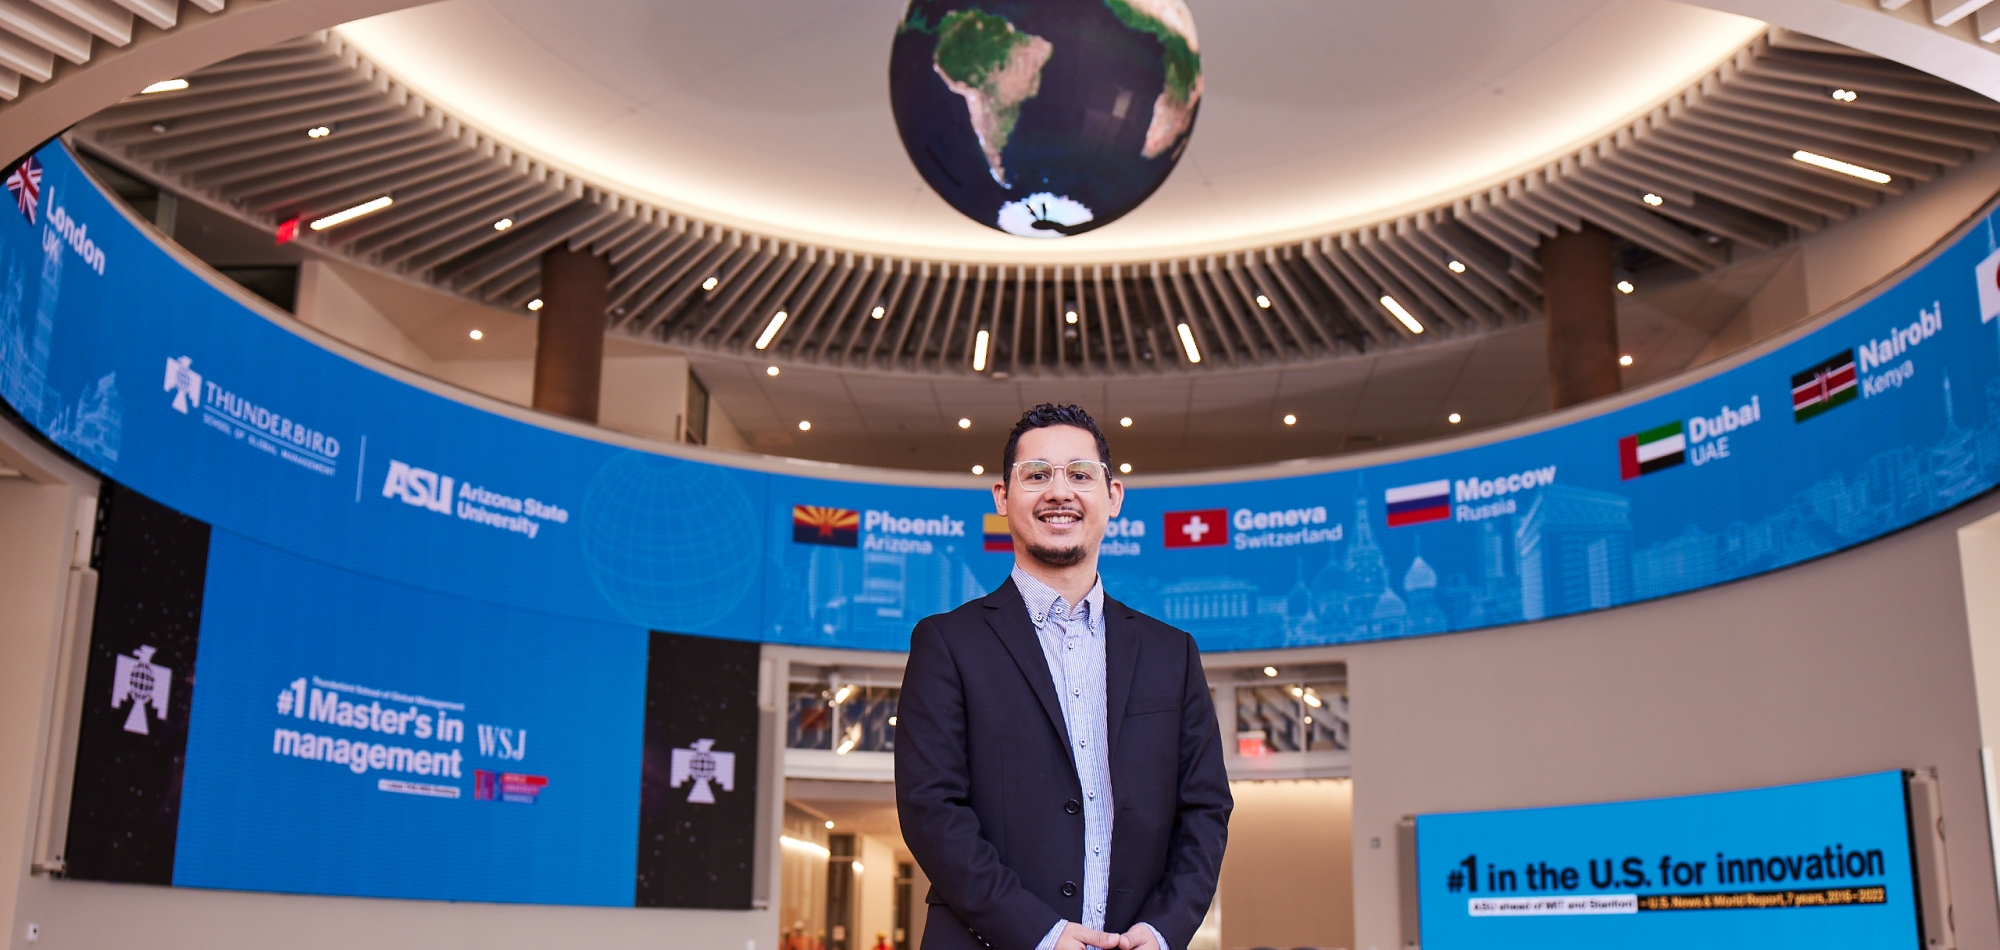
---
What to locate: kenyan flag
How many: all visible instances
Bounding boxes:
[1619,420,1686,480]
[1791,350,1857,422]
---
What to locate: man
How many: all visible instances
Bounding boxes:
[896,404,1231,950]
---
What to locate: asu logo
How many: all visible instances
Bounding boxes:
[112,645,170,735]
[383,460,454,514]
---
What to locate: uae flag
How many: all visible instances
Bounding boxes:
[1618,421,1685,480]
[1791,350,1857,422]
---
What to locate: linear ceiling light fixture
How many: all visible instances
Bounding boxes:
[1380,295,1424,333]
[755,311,789,349]
[1176,323,1201,363]
[972,329,990,371]
[310,196,393,231]
[140,79,188,94]
[1792,150,1891,184]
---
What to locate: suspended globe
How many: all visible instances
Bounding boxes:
[889,0,1202,238]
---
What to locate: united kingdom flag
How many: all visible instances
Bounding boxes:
[5,155,40,225]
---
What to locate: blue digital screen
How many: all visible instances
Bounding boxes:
[173,528,650,904]
[1415,771,1922,950]
[2,141,1999,658]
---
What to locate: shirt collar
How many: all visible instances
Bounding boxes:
[1011,565,1104,630]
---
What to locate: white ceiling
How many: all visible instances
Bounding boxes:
[333,0,1765,263]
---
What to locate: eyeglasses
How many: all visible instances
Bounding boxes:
[1011,459,1109,492]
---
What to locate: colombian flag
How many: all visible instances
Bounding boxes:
[793,505,858,547]
[982,513,1012,553]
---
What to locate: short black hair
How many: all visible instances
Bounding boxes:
[1001,403,1111,487]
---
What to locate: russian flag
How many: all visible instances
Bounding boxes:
[1384,480,1451,528]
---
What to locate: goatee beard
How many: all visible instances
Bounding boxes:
[1025,541,1087,568]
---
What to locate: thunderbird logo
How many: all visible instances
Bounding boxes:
[111,645,170,735]
[669,738,736,804]
[163,356,200,414]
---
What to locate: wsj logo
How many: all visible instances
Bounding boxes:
[112,645,171,735]
[163,356,201,413]
[383,460,453,514]
[477,724,528,761]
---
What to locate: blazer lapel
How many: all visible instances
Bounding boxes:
[983,578,1074,757]
[1104,597,1140,758]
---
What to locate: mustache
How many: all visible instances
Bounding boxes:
[1033,503,1084,517]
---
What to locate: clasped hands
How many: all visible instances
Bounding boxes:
[1055,922,1157,950]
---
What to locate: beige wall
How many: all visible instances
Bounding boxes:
[0,433,91,950]
[1345,488,2000,950]
[857,834,898,950]
[1219,779,1353,950]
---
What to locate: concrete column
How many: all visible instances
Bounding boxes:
[1537,224,1622,409]
[532,245,610,423]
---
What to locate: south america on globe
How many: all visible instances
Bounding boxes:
[891,0,1202,238]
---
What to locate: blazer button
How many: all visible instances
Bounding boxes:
[1065,799,1081,814]
[1061,881,1078,897]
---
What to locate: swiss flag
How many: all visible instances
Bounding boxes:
[1163,508,1229,549]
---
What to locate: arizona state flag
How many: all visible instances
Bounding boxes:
[792,506,858,547]
[982,513,1013,552]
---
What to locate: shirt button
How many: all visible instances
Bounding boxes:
[1067,642,1075,650]
[1087,792,1095,799]
[1094,846,1101,855]
[1073,688,1080,696]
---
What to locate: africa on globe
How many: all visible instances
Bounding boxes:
[889,0,1202,238]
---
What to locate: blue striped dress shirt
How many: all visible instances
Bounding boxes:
[1013,567,1169,950]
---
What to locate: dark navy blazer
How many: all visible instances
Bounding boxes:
[895,578,1232,950]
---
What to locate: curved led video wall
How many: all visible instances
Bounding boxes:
[5,141,1999,906]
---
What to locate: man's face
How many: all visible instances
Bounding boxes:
[992,424,1123,569]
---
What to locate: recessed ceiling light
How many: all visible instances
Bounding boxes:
[149,121,170,135]
[1792,150,1891,184]
[824,820,835,830]
[1448,412,1462,424]
[1620,354,1635,366]
[958,418,972,429]
[140,78,188,94]
[1641,193,1664,207]
[1119,416,1133,428]
[309,195,392,231]
[1616,280,1636,294]
[766,365,780,376]
[493,217,513,231]
[1119,462,1132,474]
[1176,323,1201,363]
[1380,295,1424,334]
[798,420,812,432]
[1263,666,1278,677]
[870,305,886,319]
[306,125,332,139]
[1831,88,1858,102]
[701,276,719,291]
[1446,260,1466,274]
[468,329,483,340]
[1065,310,1079,324]
[527,298,544,311]
[1255,294,1272,309]
[971,464,984,475]
[972,328,990,371]
[1282,414,1297,426]
[754,311,789,349]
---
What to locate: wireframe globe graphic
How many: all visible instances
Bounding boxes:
[580,453,761,632]
[890,0,1202,238]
